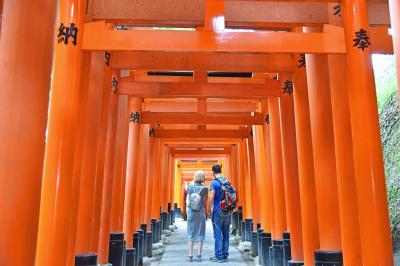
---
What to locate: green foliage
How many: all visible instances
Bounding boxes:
[374,54,400,251]
[373,55,398,110]
[379,92,400,251]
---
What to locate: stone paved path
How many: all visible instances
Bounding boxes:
[158,219,248,266]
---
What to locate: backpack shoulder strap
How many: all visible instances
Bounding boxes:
[193,184,204,194]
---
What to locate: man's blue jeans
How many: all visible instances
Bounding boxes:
[211,210,231,259]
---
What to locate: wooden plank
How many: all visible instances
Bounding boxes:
[82,21,346,54]
[141,112,264,125]
[119,80,281,98]
[111,51,294,72]
[155,128,250,138]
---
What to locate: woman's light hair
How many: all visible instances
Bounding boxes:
[194,170,206,183]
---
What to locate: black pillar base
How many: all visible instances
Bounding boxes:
[283,231,292,262]
[241,221,246,242]
[108,232,126,266]
[146,231,153,257]
[171,209,176,224]
[238,206,243,236]
[259,232,272,266]
[75,253,97,266]
[245,218,253,242]
[251,231,258,257]
[270,239,284,266]
[140,224,147,257]
[314,250,343,266]
[135,230,144,265]
[133,232,141,265]
[162,212,169,230]
[151,219,157,243]
[288,260,304,266]
[256,228,264,263]
[126,248,137,266]
[157,220,162,241]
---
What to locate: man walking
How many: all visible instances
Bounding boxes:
[209,165,231,263]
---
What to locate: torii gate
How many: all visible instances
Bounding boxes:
[0,0,399,266]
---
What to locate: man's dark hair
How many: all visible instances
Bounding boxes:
[212,164,222,174]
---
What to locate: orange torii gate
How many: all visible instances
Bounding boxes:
[1,0,399,266]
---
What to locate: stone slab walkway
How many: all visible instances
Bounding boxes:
[158,219,249,266]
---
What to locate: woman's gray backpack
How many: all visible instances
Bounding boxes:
[186,185,204,211]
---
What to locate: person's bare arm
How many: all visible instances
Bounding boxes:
[209,189,215,213]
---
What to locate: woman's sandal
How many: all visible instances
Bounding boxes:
[196,255,202,262]
[188,256,193,262]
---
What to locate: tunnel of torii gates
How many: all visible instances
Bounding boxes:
[2,0,400,265]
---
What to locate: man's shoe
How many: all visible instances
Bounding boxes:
[210,257,225,263]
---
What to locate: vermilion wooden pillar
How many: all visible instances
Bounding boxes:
[305,45,341,251]
[253,123,269,229]
[0,1,56,265]
[342,0,393,264]
[237,141,248,215]
[279,74,303,262]
[327,51,363,265]
[168,152,176,207]
[144,128,157,223]
[67,55,93,266]
[268,97,287,239]
[230,144,240,199]
[75,52,106,254]
[90,54,113,253]
[389,0,400,98]
[136,125,150,224]
[116,96,130,230]
[174,159,182,209]
[98,71,120,263]
[241,139,253,218]
[151,139,162,219]
[292,54,319,265]
[261,100,275,234]
[247,133,260,224]
[160,145,169,211]
[35,0,88,264]
[110,95,130,232]
[123,97,143,246]
[231,144,244,211]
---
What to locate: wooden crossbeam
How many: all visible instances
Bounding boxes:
[112,51,294,72]
[132,70,270,84]
[119,80,281,98]
[142,112,264,125]
[82,21,346,53]
[143,101,257,113]
[171,149,231,155]
[167,144,234,149]
[93,1,389,28]
[155,128,250,138]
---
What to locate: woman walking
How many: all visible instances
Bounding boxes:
[186,170,209,262]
